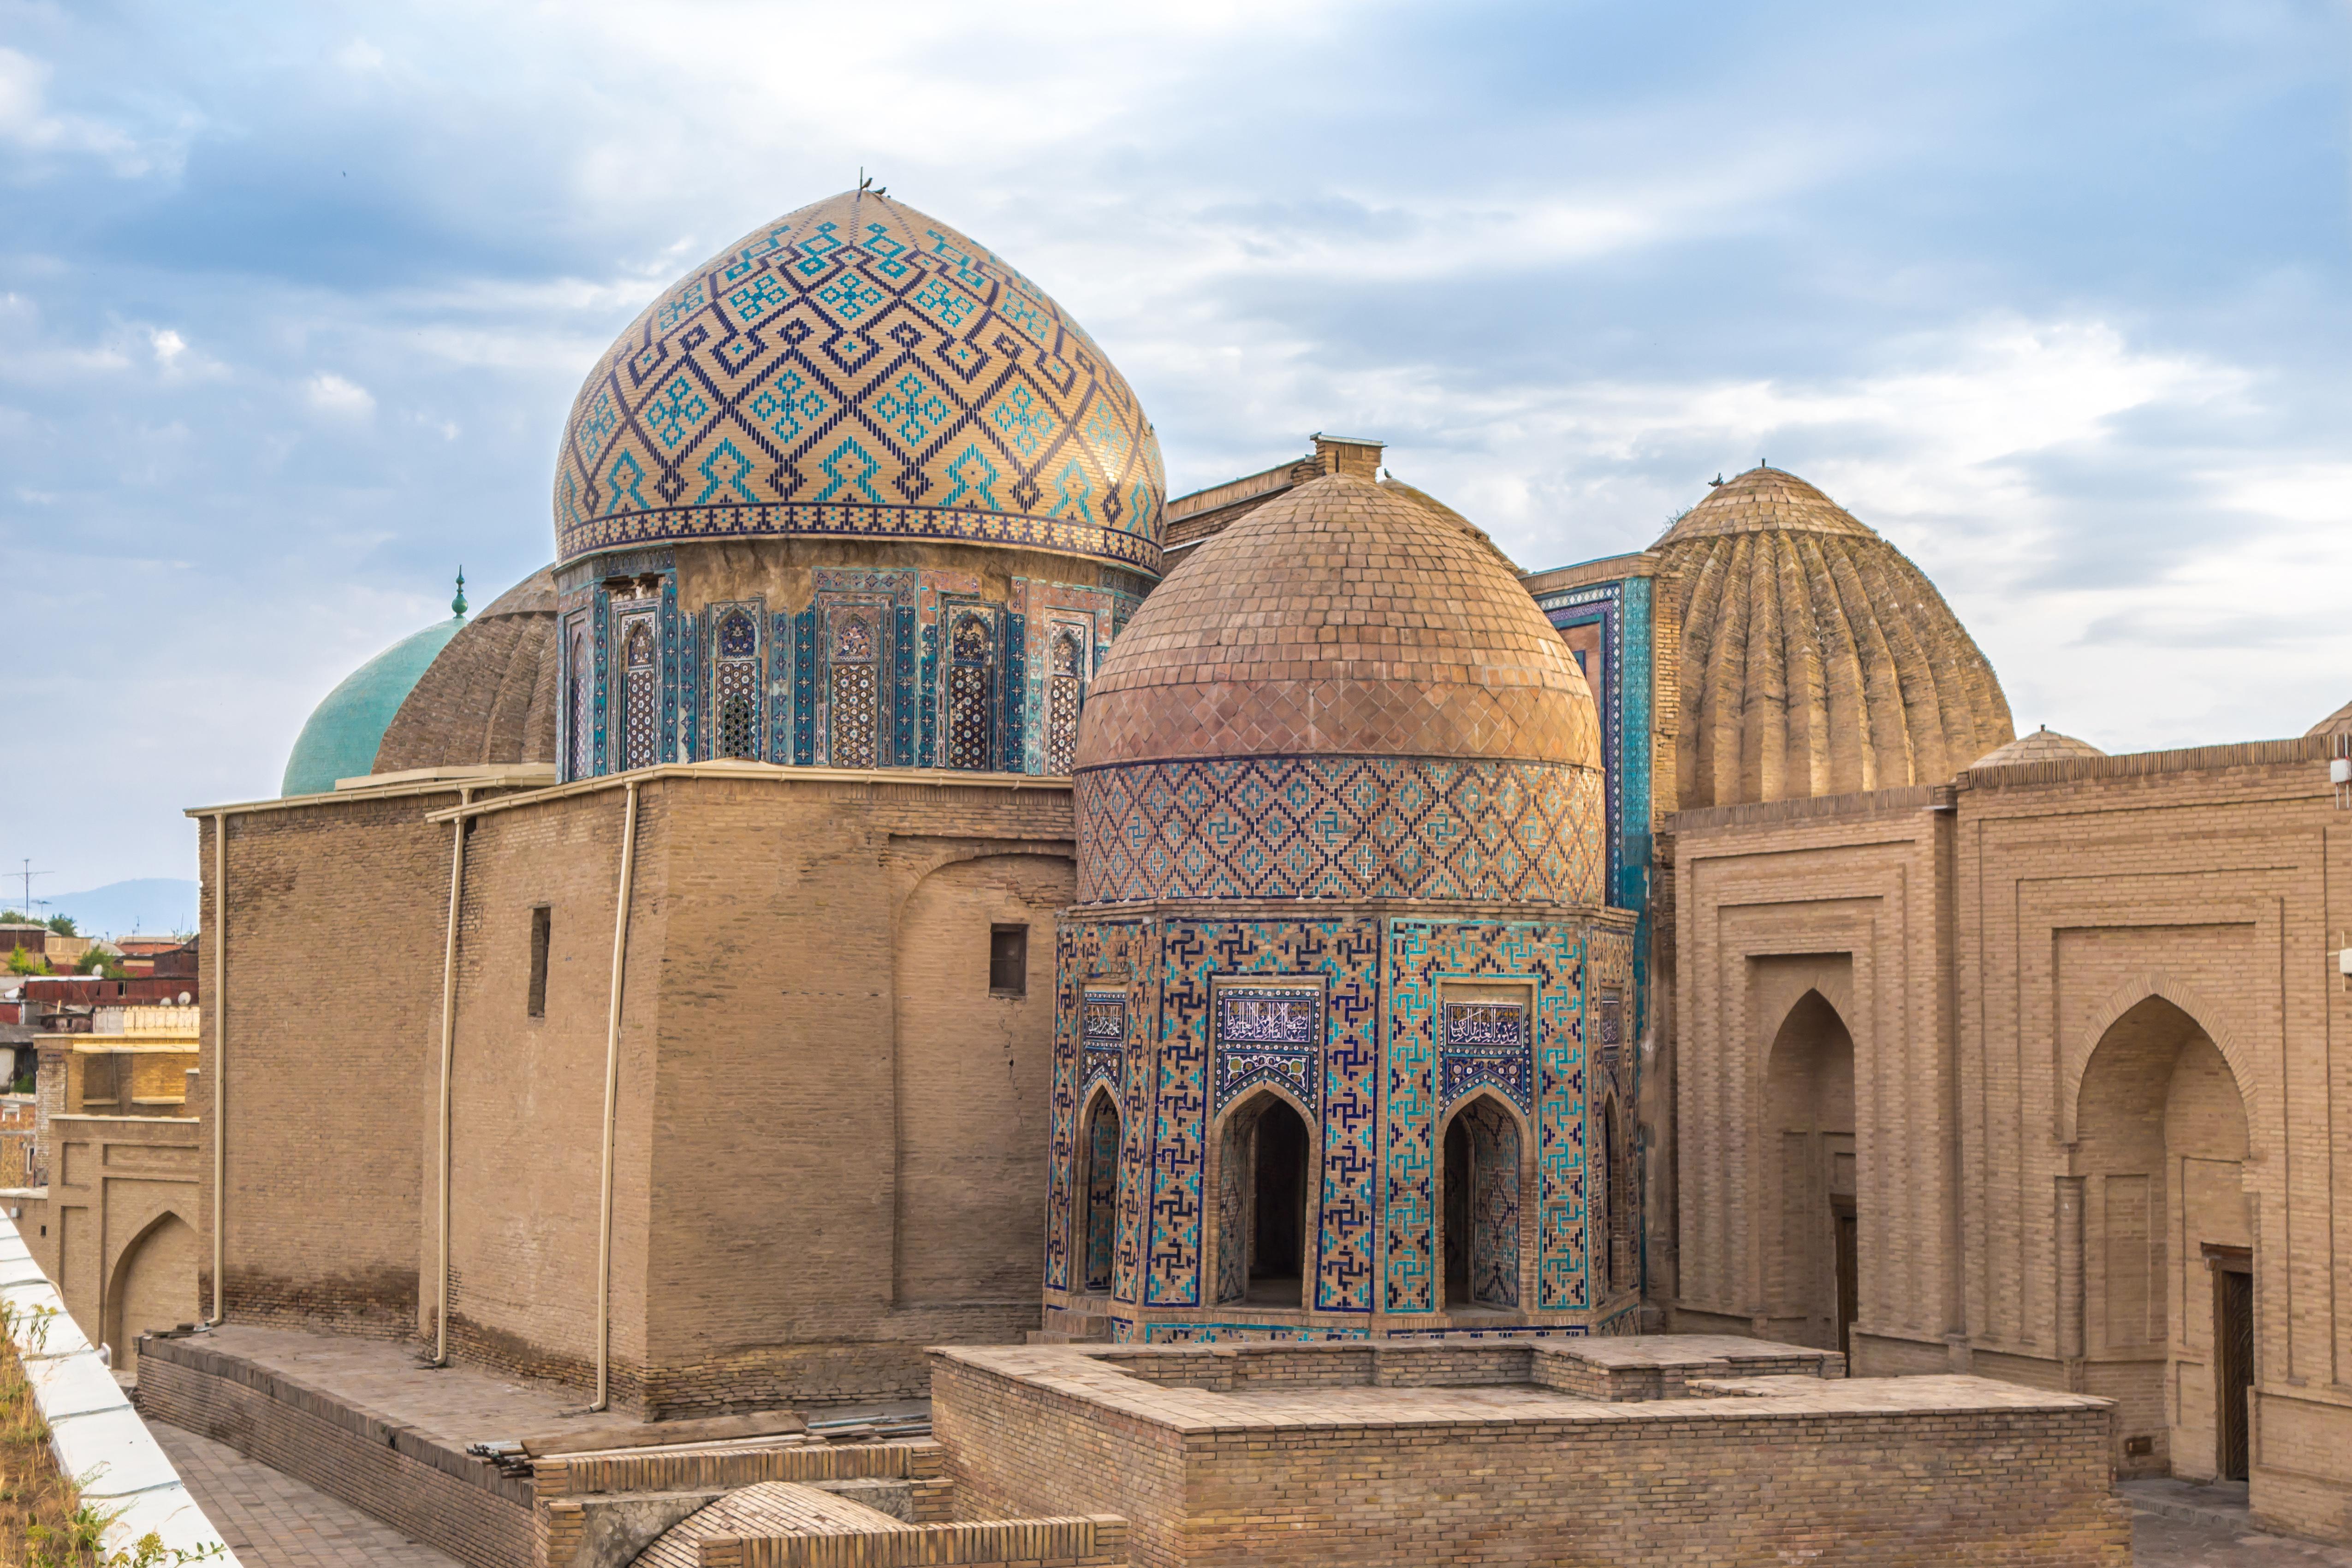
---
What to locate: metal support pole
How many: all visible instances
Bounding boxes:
[592,780,640,1412]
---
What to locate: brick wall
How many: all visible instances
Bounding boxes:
[934,1349,2127,1567]
[196,790,469,1336]
[139,1335,534,1568]
[434,771,1074,1412]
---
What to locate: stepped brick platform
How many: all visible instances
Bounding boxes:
[933,1335,2133,1568]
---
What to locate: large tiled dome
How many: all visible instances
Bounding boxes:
[1655,466,2013,808]
[1073,471,1604,905]
[553,189,1164,576]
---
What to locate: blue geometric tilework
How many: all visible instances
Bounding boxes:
[1139,1323,1371,1344]
[1076,755,1604,907]
[789,608,817,764]
[1440,998,1532,1112]
[1384,921,1585,1314]
[1212,986,1322,1116]
[1046,920,1149,1298]
[554,190,1166,575]
[659,577,681,764]
[1150,921,1381,1314]
[1081,988,1125,1100]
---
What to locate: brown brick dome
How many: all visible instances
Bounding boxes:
[1969,725,2104,768]
[1072,472,1604,906]
[1078,472,1598,770]
[1655,466,2013,809]
[374,568,559,774]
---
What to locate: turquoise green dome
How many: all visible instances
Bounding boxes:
[282,600,468,796]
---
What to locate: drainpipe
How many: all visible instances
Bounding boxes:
[432,787,474,1367]
[592,780,640,1412]
[208,812,227,1324]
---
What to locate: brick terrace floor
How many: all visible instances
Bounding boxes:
[151,1419,460,1568]
[148,1410,2352,1568]
[2127,1481,2352,1568]
[182,1323,583,1445]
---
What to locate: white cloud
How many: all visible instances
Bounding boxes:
[149,328,185,366]
[0,48,162,176]
[336,38,387,73]
[304,372,376,419]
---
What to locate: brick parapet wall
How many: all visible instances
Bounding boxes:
[934,1347,2126,1567]
[138,1336,533,1568]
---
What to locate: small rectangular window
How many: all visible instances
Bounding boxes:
[527,906,552,1018]
[989,923,1029,997]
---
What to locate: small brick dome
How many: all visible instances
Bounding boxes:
[1654,465,2013,807]
[1077,471,1599,770]
[552,188,1165,577]
[1969,725,2104,768]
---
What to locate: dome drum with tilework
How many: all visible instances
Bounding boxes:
[1072,471,1606,906]
[554,190,1165,577]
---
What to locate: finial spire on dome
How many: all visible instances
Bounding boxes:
[451,568,467,619]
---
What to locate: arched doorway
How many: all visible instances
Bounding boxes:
[106,1212,198,1378]
[1214,1093,1311,1307]
[1078,1088,1121,1295]
[2074,996,2252,1479]
[1764,990,1857,1357]
[1441,1093,1522,1310]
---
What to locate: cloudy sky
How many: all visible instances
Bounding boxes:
[2,0,2347,893]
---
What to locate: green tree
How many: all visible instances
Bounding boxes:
[43,914,77,937]
[74,948,124,979]
[7,946,53,976]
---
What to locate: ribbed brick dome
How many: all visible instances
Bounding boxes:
[1078,472,1598,770]
[1072,471,1604,906]
[374,568,558,774]
[1656,466,2013,809]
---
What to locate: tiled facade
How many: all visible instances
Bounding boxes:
[1045,473,1638,1347]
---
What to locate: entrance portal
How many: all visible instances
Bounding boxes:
[1763,989,1857,1353]
[2214,1259,2252,1481]
[1214,1093,1311,1307]
[2073,995,2253,1477]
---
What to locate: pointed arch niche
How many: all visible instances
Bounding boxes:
[1211,1088,1316,1309]
[2069,994,2255,1481]
[1761,988,1858,1355]
[1440,1090,1526,1311]
[1078,1085,1122,1295]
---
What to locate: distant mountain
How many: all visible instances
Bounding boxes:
[35,879,201,939]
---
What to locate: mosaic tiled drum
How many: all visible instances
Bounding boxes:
[553,188,1165,575]
[1045,470,1635,1348]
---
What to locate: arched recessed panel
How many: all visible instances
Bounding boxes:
[1442,1092,1521,1310]
[106,1212,198,1378]
[1762,989,1856,1354]
[2074,997,2254,1477]
[1080,1087,1122,1295]
[893,853,1074,1305]
[1213,1089,1313,1308]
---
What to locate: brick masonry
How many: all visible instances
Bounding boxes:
[1663,738,2352,1543]
[931,1338,2130,1567]
[138,1334,535,1568]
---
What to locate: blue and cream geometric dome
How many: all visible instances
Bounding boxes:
[553,188,1166,576]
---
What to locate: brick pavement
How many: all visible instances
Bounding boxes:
[149,1419,459,1568]
[2133,1508,2352,1566]
[186,1323,581,1445]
